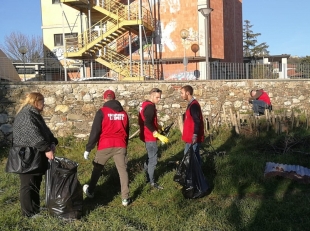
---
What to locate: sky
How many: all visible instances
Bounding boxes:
[0,0,309,57]
[243,0,310,57]
[0,1,42,45]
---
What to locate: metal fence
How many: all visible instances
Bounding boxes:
[208,62,310,80]
[1,57,310,82]
[158,62,310,80]
[0,58,111,82]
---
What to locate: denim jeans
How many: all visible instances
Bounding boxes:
[252,100,267,114]
[144,141,158,184]
[184,142,202,164]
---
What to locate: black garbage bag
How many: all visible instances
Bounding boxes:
[173,145,208,199]
[45,157,83,220]
[173,149,190,186]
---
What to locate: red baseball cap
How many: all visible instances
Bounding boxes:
[103,90,115,99]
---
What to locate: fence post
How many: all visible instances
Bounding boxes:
[246,63,249,79]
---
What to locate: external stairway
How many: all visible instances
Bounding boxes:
[61,0,155,80]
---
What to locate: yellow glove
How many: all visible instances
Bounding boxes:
[153,131,169,144]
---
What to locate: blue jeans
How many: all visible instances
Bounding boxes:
[144,142,158,184]
[184,142,202,164]
[252,100,268,114]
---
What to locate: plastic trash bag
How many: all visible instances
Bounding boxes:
[173,145,208,199]
[45,157,83,220]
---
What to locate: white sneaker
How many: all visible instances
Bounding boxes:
[29,214,42,219]
[151,183,164,190]
[83,184,94,198]
[122,198,131,206]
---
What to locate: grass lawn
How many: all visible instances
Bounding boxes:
[1,126,310,231]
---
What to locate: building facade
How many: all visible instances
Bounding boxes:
[40,0,243,81]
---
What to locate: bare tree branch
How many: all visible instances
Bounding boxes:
[0,32,43,62]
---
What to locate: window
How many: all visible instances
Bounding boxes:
[17,68,35,74]
[52,0,60,4]
[54,33,78,46]
[54,34,63,46]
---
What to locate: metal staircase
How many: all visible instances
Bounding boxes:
[61,0,155,80]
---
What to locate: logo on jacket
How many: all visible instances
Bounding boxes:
[108,114,125,120]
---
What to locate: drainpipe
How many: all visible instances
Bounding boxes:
[88,1,93,77]
[139,0,143,80]
[60,3,68,81]
[128,0,132,77]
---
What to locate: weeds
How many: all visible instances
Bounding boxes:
[1,127,310,230]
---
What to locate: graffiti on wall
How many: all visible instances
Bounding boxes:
[154,24,201,53]
[46,47,79,60]
[45,47,82,68]
[155,20,177,52]
[152,0,181,13]
[142,0,202,54]
[45,47,66,60]
[166,71,197,80]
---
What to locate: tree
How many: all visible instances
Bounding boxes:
[243,20,269,57]
[0,32,43,62]
[288,56,301,64]
[300,56,310,64]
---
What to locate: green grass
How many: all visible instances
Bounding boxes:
[1,127,310,231]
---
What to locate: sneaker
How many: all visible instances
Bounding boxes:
[83,184,94,198]
[29,214,43,219]
[145,173,150,183]
[122,198,131,206]
[151,183,164,190]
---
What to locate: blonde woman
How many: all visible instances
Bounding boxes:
[13,92,58,218]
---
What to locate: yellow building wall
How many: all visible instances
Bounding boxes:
[41,1,86,60]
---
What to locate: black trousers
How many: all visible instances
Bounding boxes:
[19,174,43,217]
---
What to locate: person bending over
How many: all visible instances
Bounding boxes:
[249,89,271,116]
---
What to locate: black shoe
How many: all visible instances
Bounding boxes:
[167,161,179,168]
[151,183,164,190]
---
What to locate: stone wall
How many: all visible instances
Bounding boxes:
[1,80,310,143]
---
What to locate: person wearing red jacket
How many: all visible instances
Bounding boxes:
[249,89,271,116]
[139,88,169,190]
[181,85,204,164]
[83,90,131,206]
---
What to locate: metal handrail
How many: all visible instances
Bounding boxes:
[63,0,155,79]
[96,0,154,28]
[99,47,153,78]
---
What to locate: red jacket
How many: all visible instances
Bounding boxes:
[97,107,129,149]
[258,90,271,105]
[182,100,204,143]
[139,101,158,142]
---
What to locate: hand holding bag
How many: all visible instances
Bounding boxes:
[5,146,42,174]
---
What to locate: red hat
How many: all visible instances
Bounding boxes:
[103,90,115,99]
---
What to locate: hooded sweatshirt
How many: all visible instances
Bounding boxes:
[86,100,129,151]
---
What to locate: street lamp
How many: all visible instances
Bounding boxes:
[180,29,189,72]
[18,46,28,81]
[191,44,200,79]
[198,7,213,80]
